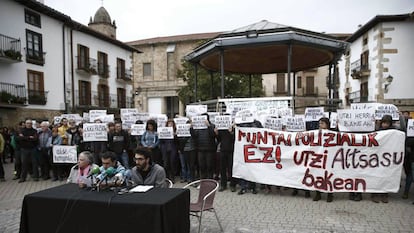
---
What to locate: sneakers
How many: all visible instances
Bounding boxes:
[402,192,408,199]
[218,186,227,192]
[238,189,246,195]
[230,186,236,192]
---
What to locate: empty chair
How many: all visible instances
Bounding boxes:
[183,179,224,233]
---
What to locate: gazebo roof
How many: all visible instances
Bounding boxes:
[185,20,349,74]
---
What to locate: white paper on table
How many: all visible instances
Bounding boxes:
[129,185,154,193]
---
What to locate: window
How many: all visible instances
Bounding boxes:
[276,73,285,93]
[97,84,109,107]
[117,88,126,108]
[117,58,126,79]
[78,81,91,106]
[77,44,89,70]
[97,51,108,77]
[297,76,302,89]
[143,63,152,77]
[306,76,315,95]
[27,70,46,105]
[362,35,368,46]
[25,9,41,27]
[360,50,369,70]
[26,29,43,65]
[360,82,368,102]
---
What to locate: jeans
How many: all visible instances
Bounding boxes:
[117,152,129,169]
[197,150,215,179]
[179,151,191,181]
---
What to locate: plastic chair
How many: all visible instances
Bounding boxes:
[183,179,224,233]
[165,178,173,188]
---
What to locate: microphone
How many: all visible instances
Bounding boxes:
[87,167,101,178]
[113,173,124,185]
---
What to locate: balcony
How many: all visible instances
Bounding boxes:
[116,67,133,81]
[97,63,110,78]
[28,90,48,105]
[75,90,133,109]
[350,59,370,79]
[76,57,97,75]
[0,82,27,106]
[348,90,368,103]
[0,34,22,63]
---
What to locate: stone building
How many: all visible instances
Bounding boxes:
[127,32,219,118]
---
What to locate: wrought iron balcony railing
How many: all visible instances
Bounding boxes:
[0,82,27,105]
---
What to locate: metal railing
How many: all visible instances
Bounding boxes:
[28,90,48,105]
[0,34,22,61]
[0,82,27,104]
[349,90,368,103]
[116,67,133,80]
[75,90,133,108]
[351,59,370,73]
[76,57,97,74]
[97,63,110,78]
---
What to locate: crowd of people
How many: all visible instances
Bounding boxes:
[0,111,413,204]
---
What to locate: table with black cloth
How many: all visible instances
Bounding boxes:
[19,183,190,233]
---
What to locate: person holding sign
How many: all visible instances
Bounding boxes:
[313,117,334,203]
[67,151,99,188]
[190,113,217,179]
[140,119,161,165]
[108,122,130,169]
[216,122,236,192]
[48,127,63,181]
[160,119,178,183]
[402,111,414,200]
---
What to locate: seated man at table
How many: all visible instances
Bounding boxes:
[96,151,126,187]
[128,149,166,188]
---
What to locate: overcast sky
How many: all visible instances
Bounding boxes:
[44,0,414,42]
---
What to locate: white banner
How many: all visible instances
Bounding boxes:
[53,145,77,163]
[233,127,405,193]
[83,123,108,142]
[186,105,207,117]
[337,109,375,132]
[158,126,174,139]
[176,124,191,137]
[131,124,146,136]
[407,119,414,137]
[215,115,232,130]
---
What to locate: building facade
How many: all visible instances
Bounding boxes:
[338,13,414,111]
[128,33,219,118]
[0,0,138,127]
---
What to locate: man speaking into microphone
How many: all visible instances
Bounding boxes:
[96,151,126,187]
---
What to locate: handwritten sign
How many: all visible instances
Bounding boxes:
[89,110,107,122]
[149,114,168,128]
[120,108,139,122]
[285,116,306,132]
[304,107,324,122]
[53,145,77,163]
[235,109,254,124]
[264,117,283,131]
[83,123,108,142]
[135,113,150,122]
[351,103,381,110]
[207,112,220,125]
[191,115,208,129]
[375,104,399,120]
[215,115,232,130]
[176,124,191,137]
[337,109,375,132]
[407,119,414,137]
[186,105,207,117]
[173,117,189,125]
[233,127,405,193]
[157,126,174,139]
[131,124,146,136]
[122,120,135,130]
[329,112,338,129]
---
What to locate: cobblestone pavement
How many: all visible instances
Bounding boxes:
[1,161,414,233]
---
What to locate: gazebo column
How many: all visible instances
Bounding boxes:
[194,63,198,102]
[287,44,292,97]
[249,74,252,97]
[293,72,296,112]
[220,50,225,98]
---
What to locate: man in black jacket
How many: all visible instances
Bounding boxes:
[17,119,39,183]
[108,122,130,168]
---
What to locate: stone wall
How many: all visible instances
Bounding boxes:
[0,108,62,128]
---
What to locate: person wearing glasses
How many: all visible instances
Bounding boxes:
[16,119,39,183]
[128,149,166,188]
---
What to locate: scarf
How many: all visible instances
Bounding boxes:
[77,165,91,183]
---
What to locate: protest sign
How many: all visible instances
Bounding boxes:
[173,117,189,125]
[215,115,232,130]
[233,127,405,193]
[176,124,191,137]
[186,105,207,117]
[285,116,306,132]
[407,119,414,137]
[136,113,150,122]
[304,107,324,122]
[158,126,174,139]
[234,109,254,124]
[337,109,375,132]
[264,117,283,131]
[89,110,107,122]
[375,104,399,120]
[53,145,77,163]
[120,108,139,122]
[351,103,381,110]
[329,112,338,129]
[131,124,146,136]
[149,113,168,128]
[191,115,208,129]
[122,120,135,130]
[207,112,220,125]
[83,123,108,142]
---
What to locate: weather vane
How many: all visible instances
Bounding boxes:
[101,0,104,7]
